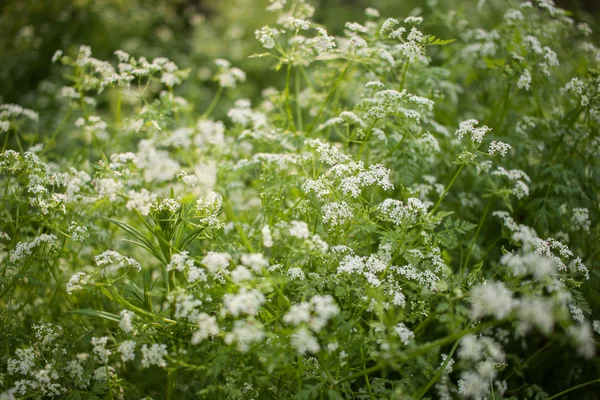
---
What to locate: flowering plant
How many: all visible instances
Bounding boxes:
[1,0,599,399]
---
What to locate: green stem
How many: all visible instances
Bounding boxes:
[295,67,303,131]
[399,59,410,91]
[201,86,223,119]
[546,378,600,400]
[307,60,352,134]
[413,339,459,399]
[463,196,493,271]
[166,369,177,400]
[2,127,11,152]
[285,63,297,133]
[430,163,465,215]
[337,320,501,384]
[115,89,122,126]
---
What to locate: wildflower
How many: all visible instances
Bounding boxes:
[91,337,111,363]
[289,220,310,239]
[262,225,274,247]
[291,327,320,355]
[119,310,135,333]
[95,250,142,272]
[224,319,265,353]
[119,341,136,362]
[322,202,353,227]
[140,344,168,368]
[223,288,265,317]
[571,208,590,231]
[455,119,491,143]
[394,323,415,345]
[470,281,514,320]
[191,313,220,344]
[488,141,512,156]
[567,323,595,359]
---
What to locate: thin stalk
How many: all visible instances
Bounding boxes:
[307,60,352,134]
[285,63,297,133]
[399,59,410,91]
[430,163,465,215]
[546,378,600,400]
[413,339,459,399]
[2,127,9,152]
[337,320,502,384]
[201,86,223,119]
[463,196,493,271]
[295,67,303,131]
[115,89,123,125]
[361,346,374,399]
[166,369,177,400]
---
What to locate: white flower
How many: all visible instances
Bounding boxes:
[322,201,353,227]
[202,252,230,274]
[291,327,320,355]
[119,340,136,362]
[470,281,514,320]
[287,267,305,280]
[240,253,269,273]
[289,220,310,239]
[517,69,531,91]
[223,288,265,317]
[394,323,415,345]
[488,141,512,156]
[567,323,595,359]
[191,313,220,344]
[456,119,491,143]
[224,319,265,353]
[261,225,273,248]
[571,208,590,231]
[141,343,168,368]
[119,310,135,333]
[91,337,111,363]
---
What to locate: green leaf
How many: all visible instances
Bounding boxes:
[71,309,120,322]
[425,35,456,46]
[483,57,506,70]
[107,217,166,264]
[178,226,206,251]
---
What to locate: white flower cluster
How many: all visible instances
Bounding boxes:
[488,141,512,156]
[67,222,89,242]
[196,191,223,229]
[119,310,135,333]
[191,313,220,344]
[394,323,414,345]
[227,99,267,129]
[322,201,353,227]
[304,138,394,198]
[91,336,111,363]
[126,188,158,216]
[457,335,506,400]
[571,207,590,231]
[455,119,491,143]
[95,250,142,272]
[492,167,531,198]
[140,343,168,368]
[9,234,58,264]
[0,103,39,122]
[289,220,310,239]
[470,281,514,320]
[214,59,246,89]
[283,294,340,332]
[201,251,230,282]
[378,197,428,226]
[224,319,265,353]
[223,288,266,317]
[337,254,388,287]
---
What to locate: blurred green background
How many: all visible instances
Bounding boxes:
[1,0,598,113]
